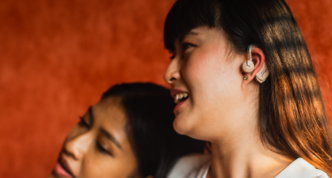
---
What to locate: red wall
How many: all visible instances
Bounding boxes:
[0,0,331,177]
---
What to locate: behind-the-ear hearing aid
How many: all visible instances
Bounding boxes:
[241,44,269,83]
[242,45,255,73]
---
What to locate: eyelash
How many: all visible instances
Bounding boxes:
[79,116,89,128]
[182,42,194,52]
[96,142,112,156]
[78,117,112,156]
[169,42,194,59]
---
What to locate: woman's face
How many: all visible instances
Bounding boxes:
[164,26,247,140]
[49,97,139,178]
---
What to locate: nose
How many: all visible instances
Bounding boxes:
[164,58,181,85]
[63,132,92,160]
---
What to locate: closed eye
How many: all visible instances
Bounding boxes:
[96,142,112,156]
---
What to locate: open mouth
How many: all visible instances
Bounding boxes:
[174,93,189,104]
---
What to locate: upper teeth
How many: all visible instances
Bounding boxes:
[175,93,189,103]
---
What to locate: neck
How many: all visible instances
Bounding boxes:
[204,84,293,178]
[207,122,293,178]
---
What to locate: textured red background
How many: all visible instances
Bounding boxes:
[0,0,331,177]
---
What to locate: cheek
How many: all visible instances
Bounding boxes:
[183,50,243,109]
[182,49,230,95]
[81,160,135,178]
[81,151,138,178]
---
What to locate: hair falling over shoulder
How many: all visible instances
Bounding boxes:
[255,1,332,173]
[164,0,332,174]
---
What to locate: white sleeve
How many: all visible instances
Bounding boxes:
[275,158,329,178]
[167,154,211,178]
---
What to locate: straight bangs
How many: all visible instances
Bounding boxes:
[163,0,220,52]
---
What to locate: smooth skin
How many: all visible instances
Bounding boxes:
[164,26,293,178]
[49,97,143,178]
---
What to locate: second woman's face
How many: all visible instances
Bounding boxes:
[164,26,247,140]
[49,97,139,178]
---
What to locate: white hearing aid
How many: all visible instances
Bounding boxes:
[241,45,255,73]
[255,60,269,83]
[241,44,269,83]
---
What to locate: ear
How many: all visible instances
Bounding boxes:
[243,46,266,84]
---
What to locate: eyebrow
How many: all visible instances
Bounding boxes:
[99,128,123,150]
[88,106,123,150]
[88,106,122,150]
[181,30,200,41]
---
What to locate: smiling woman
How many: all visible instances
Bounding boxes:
[163,0,332,178]
[48,83,206,178]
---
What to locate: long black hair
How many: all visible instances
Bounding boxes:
[164,0,332,173]
[101,83,206,178]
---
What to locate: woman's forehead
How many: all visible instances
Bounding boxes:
[95,97,126,122]
[174,27,227,45]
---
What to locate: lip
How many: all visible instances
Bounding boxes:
[173,99,187,113]
[52,155,75,178]
[171,88,190,114]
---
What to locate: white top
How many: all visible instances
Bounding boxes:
[167,154,329,178]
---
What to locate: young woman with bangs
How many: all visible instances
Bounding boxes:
[163,0,332,177]
[48,83,206,178]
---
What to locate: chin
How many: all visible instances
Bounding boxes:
[173,115,195,136]
[173,122,186,135]
[173,114,209,141]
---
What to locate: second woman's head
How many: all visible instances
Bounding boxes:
[49,83,205,178]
